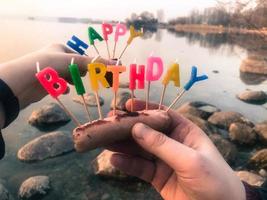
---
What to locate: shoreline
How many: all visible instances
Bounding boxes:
[169,24,267,36]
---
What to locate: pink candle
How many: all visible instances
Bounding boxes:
[102,23,113,41]
[146,56,164,81]
[114,23,127,42]
[107,66,126,92]
[36,67,68,98]
[129,64,145,90]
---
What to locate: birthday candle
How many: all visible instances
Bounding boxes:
[118,25,143,59]
[129,64,145,90]
[167,66,208,111]
[102,23,113,41]
[36,66,81,126]
[88,27,103,56]
[68,63,86,95]
[145,56,164,109]
[67,35,89,56]
[36,67,68,98]
[107,63,126,115]
[102,23,113,59]
[113,22,127,58]
[159,62,180,109]
[69,60,92,122]
[88,63,110,91]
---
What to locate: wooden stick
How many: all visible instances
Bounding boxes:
[166,89,186,112]
[112,42,117,59]
[113,91,117,116]
[145,81,151,110]
[94,91,103,120]
[131,90,134,112]
[118,44,129,59]
[93,44,100,56]
[158,85,167,110]
[81,95,91,122]
[105,40,111,59]
[56,98,81,126]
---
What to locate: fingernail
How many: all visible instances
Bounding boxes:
[133,123,149,140]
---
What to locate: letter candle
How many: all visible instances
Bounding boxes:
[69,58,92,122]
[35,62,81,126]
[88,27,103,56]
[102,22,113,59]
[107,59,126,115]
[113,22,127,59]
[145,56,163,110]
[129,61,145,112]
[167,66,208,111]
[67,35,89,56]
[88,58,110,119]
[159,61,180,109]
[118,25,143,59]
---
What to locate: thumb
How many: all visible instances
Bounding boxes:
[132,123,198,172]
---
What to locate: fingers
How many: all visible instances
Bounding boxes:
[132,123,198,172]
[125,99,159,111]
[110,153,156,182]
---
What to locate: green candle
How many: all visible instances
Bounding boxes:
[88,27,103,45]
[69,64,86,95]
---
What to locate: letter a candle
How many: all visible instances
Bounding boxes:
[88,27,103,56]
[35,62,81,126]
[159,61,180,109]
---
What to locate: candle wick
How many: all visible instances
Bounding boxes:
[116,59,120,66]
[71,58,75,65]
[174,58,179,64]
[150,51,154,57]
[36,62,40,73]
[91,55,100,64]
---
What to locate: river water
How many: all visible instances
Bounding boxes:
[0,18,266,199]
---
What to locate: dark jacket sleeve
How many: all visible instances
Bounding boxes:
[0,130,5,159]
[243,181,267,200]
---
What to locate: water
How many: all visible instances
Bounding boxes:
[0,18,267,199]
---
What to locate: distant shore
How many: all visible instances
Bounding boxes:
[169,24,267,36]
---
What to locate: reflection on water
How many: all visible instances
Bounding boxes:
[0,18,267,200]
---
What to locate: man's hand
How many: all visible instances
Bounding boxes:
[108,99,246,200]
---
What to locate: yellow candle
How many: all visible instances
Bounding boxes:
[127,26,143,45]
[88,63,110,91]
[162,63,180,87]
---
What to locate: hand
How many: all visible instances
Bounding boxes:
[0,44,115,109]
[108,99,245,200]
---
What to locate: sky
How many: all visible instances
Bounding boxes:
[0,0,219,21]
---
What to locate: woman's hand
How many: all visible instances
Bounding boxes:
[108,99,246,200]
[0,44,115,109]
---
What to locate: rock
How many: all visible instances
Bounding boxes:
[110,91,131,111]
[18,176,50,199]
[229,123,257,145]
[28,103,70,127]
[240,57,267,75]
[237,90,267,104]
[0,184,9,200]
[119,82,129,89]
[101,193,111,200]
[17,131,73,162]
[249,149,267,170]
[236,171,264,186]
[92,150,129,179]
[177,102,220,120]
[259,169,267,177]
[182,114,216,135]
[73,93,104,107]
[209,134,237,164]
[208,111,253,130]
[254,121,267,144]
